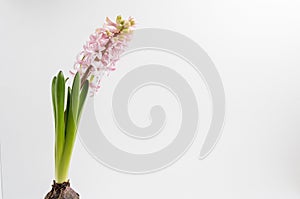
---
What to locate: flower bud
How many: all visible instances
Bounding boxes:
[116,15,122,24]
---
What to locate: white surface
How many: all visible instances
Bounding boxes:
[1,0,300,198]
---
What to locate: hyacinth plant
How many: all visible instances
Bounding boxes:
[45,16,135,199]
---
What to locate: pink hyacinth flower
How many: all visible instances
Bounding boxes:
[71,15,135,95]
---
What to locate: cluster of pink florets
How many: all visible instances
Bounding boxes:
[71,16,135,95]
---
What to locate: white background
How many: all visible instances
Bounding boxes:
[1,0,300,198]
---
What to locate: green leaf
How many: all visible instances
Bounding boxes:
[55,71,65,175]
[64,87,72,137]
[71,72,81,122]
[77,80,89,123]
[51,76,57,126]
[51,76,58,179]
